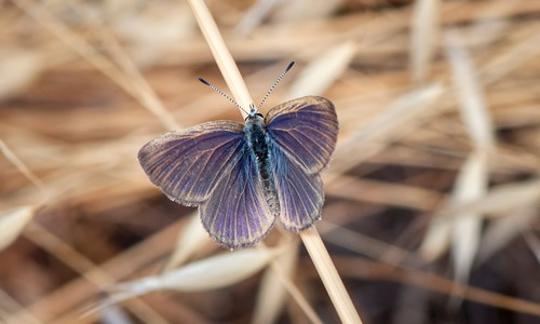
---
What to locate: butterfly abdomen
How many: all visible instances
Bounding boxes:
[245,116,280,217]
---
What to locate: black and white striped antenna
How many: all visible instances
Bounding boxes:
[258,61,295,109]
[198,77,250,116]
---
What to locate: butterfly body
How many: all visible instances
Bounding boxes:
[244,113,281,218]
[139,96,338,249]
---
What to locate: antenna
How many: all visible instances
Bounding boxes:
[258,61,295,108]
[198,77,250,115]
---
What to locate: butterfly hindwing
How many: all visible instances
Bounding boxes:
[265,96,338,174]
[201,144,275,248]
[270,143,324,231]
[138,121,245,206]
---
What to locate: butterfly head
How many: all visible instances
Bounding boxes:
[246,103,264,121]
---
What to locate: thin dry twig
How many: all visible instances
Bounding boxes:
[0,139,45,191]
[410,0,440,81]
[11,0,179,131]
[323,222,540,318]
[266,247,323,324]
[337,257,540,317]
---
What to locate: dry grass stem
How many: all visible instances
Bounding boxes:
[186,0,253,110]
[478,207,537,262]
[324,223,540,317]
[410,0,440,81]
[163,214,209,271]
[301,227,362,324]
[107,248,279,303]
[11,0,178,130]
[266,247,323,324]
[0,139,45,191]
[185,0,362,323]
[0,207,35,251]
[337,257,540,317]
[253,239,302,324]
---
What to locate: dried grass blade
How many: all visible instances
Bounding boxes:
[478,207,537,263]
[419,214,452,261]
[0,139,45,190]
[253,244,296,324]
[21,222,169,324]
[301,227,363,324]
[419,154,488,264]
[287,41,356,98]
[0,289,42,324]
[252,240,318,324]
[435,179,540,221]
[186,0,253,109]
[327,175,441,211]
[447,32,495,150]
[164,214,210,271]
[100,305,134,324]
[272,0,342,22]
[11,0,177,130]
[0,48,42,100]
[330,84,444,178]
[523,232,540,264]
[321,221,418,266]
[338,83,443,150]
[338,257,540,317]
[450,152,487,283]
[481,29,540,85]
[267,257,323,324]
[446,32,493,283]
[109,248,279,303]
[0,206,34,251]
[235,0,282,36]
[94,25,180,130]
[410,0,441,81]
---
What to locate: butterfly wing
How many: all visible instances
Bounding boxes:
[265,96,338,174]
[200,145,275,248]
[266,96,338,230]
[270,144,324,231]
[138,121,245,206]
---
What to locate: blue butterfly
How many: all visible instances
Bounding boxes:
[138,62,338,249]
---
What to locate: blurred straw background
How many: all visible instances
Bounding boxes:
[1,0,540,323]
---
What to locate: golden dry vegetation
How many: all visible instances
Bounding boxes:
[1,0,540,323]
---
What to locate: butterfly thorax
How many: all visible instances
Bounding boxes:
[244,114,280,217]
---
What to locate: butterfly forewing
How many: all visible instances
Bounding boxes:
[138,121,245,206]
[265,96,338,174]
[201,145,275,248]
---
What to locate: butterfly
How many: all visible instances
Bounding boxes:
[138,62,338,249]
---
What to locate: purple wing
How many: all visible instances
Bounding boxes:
[138,121,245,206]
[200,147,275,249]
[270,144,324,231]
[265,96,338,174]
